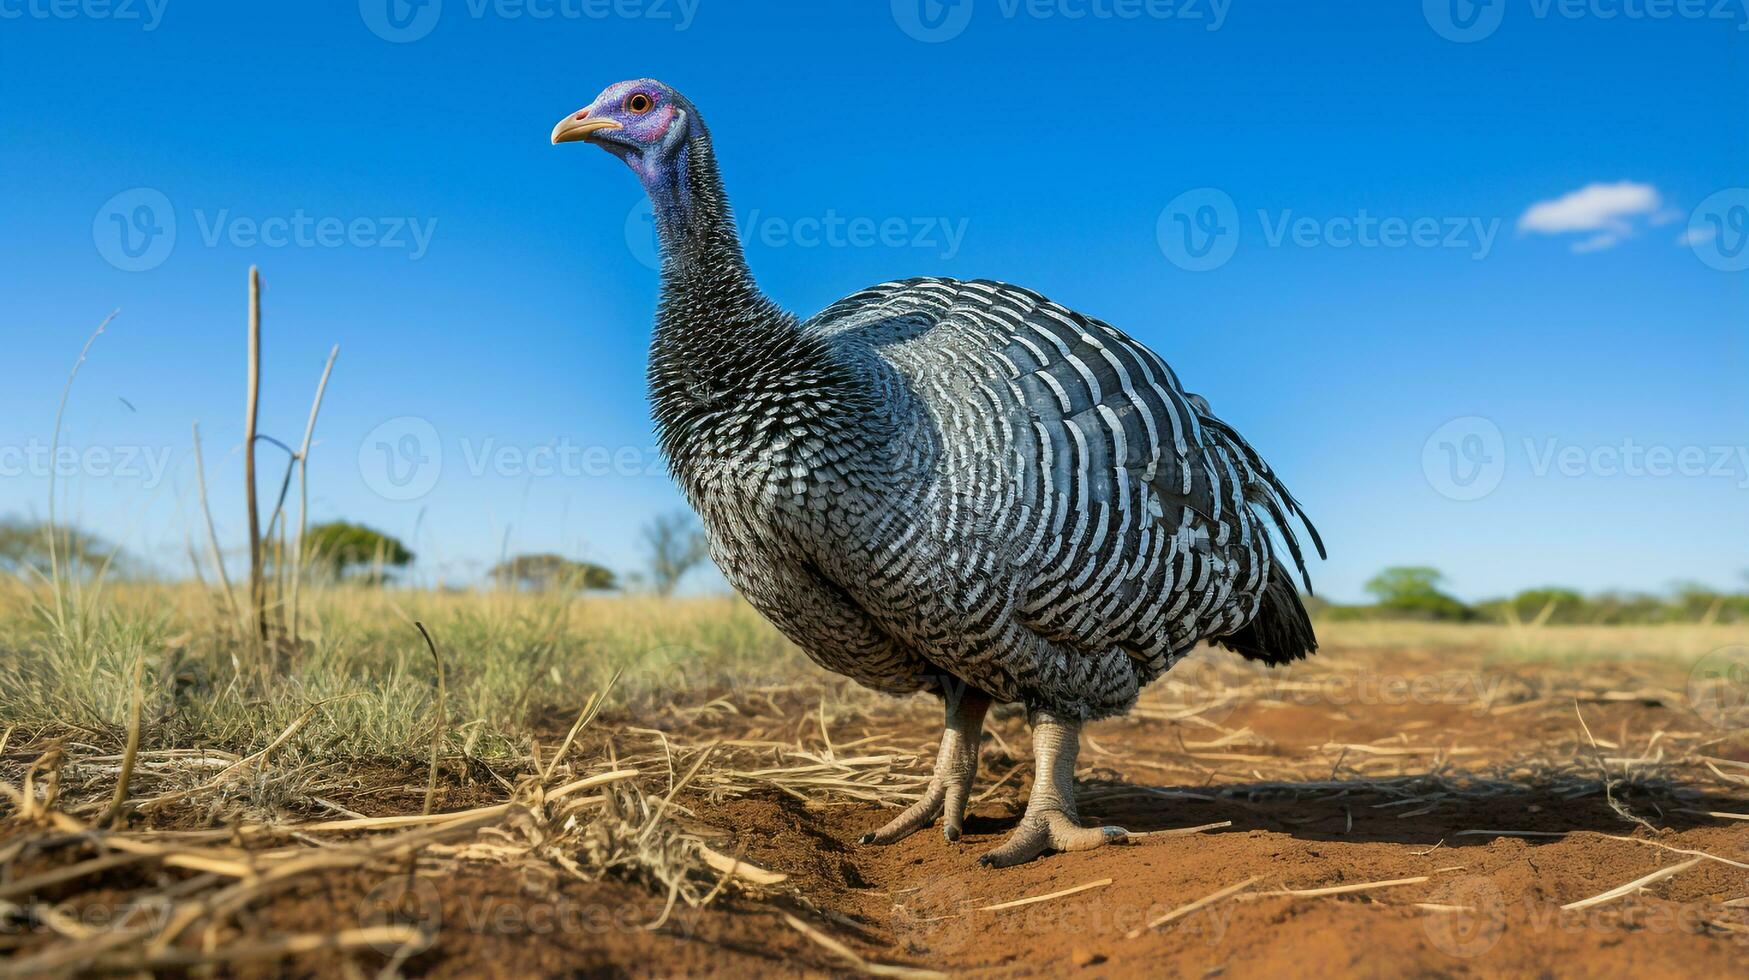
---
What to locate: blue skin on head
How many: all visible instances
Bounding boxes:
[556,79,705,252]
[561,81,688,188]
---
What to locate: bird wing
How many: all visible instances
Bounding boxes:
[806,277,1322,673]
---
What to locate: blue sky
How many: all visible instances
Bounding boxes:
[1,0,1745,602]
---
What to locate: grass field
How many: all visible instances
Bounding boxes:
[2,583,1747,976]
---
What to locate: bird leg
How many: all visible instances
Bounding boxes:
[860,686,990,845]
[978,708,1128,868]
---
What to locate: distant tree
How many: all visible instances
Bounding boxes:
[1363,566,1441,603]
[1363,566,1475,621]
[1502,587,1588,626]
[1324,571,1749,626]
[0,519,46,576]
[1669,580,1724,622]
[303,522,412,583]
[490,553,616,592]
[0,517,133,580]
[1587,590,1670,625]
[642,511,709,597]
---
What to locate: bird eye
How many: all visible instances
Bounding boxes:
[625,93,654,114]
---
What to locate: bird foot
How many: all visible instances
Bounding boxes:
[859,775,953,845]
[977,809,1128,868]
[859,690,989,846]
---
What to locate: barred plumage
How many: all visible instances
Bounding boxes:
[555,79,1325,865]
[659,273,1323,721]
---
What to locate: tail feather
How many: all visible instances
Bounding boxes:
[1199,414,1326,594]
[1216,561,1317,666]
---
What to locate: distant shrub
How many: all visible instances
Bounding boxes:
[1362,566,1477,621]
[490,553,617,592]
[1480,587,1589,626]
[1318,566,1749,625]
[642,511,709,597]
[303,521,412,583]
[0,516,139,581]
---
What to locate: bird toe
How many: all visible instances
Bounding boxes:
[978,812,1127,867]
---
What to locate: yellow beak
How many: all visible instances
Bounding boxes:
[551,112,624,145]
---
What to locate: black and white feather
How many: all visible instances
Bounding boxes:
[644,105,1322,722]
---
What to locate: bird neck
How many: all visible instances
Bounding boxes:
[644,121,827,394]
[641,124,880,486]
[645,125,771,326]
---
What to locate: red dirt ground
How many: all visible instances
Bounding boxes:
[5,645,1747,978]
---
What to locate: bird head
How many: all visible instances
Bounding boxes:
[552,79,745,276]
[551,78,691,185]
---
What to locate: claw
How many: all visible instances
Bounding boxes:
[975,707,1127,868]
[978,810,1129,868]
[861,779,947,845]
[856,688,990,848]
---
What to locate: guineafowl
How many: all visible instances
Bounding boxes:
[552,79,1324,867]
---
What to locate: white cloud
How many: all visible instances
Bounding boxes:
[1518,181,1662,236]
[1516,181,1668,253]
[1570,232,1621,253]
[1677,226,1714,247]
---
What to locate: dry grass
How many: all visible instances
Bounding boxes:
[4,582,1739,763]
[1301,618,1746,663]
[0,582,936,972]
[0,583,805,765]
[1,581,1745,974]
